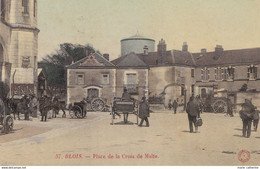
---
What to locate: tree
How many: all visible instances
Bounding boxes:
[38,43,97,95]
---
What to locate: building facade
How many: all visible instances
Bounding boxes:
[0,0,39,96]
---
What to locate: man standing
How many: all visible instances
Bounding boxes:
[138,97,150,127]
[186,96,200,133]
[121,87,132,123]
[239,99,255,138]
[168,99,172,110]
[172,99,178,114]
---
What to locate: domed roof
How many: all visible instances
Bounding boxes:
[121,33,155,42]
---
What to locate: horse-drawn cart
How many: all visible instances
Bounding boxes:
[111,99,138,125]
[69,100,87,119]
[0,99,14,134]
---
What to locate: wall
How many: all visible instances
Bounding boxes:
[67,68,116,105]
[121,39,155,56]
[115,68,148,101]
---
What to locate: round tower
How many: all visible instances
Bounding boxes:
[120,34,155,56]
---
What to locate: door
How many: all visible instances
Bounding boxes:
[87,88,99,99]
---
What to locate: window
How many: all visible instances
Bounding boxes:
[248,65,257,80]
[102,74,109,85]
[22,0,29,15]
[191,69,194,78]
[76,73,84,85]
[181,86,185,96]
[215,67,222,80]
[191,85,195,95]
[201,68,210,81]
[125,73,137,93]
[227,66,235,80]
[1,0,5,19]
[221,68,227,80]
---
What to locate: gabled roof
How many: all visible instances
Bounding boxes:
[111,52,149,68]
[193,47,260,67]
[67,52,115,69]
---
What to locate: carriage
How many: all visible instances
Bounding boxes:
[0,98,14,134]
[69,100,87,119]
[111,98,139,125]
[201,96,229,113]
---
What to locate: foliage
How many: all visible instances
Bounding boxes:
[38,43,96,88]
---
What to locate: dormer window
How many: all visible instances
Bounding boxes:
[22,0,29,15]
[247,65,257,80]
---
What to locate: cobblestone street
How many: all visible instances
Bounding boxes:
[0,110,260,166]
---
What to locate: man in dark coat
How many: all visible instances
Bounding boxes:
[186,96,200,133]
[168,99,172,110]
[138,96,150,127]
[239,99,255,138]
[172,99,178,114]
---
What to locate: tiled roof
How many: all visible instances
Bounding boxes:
[111,52,148,68]
[193,47,260,67]
[67,52,115,69]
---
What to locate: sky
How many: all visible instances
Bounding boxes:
[38,0,260,61]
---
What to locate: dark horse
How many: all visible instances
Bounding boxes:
[51,96,66,118]
[7,95,30,120]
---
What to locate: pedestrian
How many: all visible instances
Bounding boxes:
[253,109,259,132]
[195,95,203,114]
[138,96,150,127]
[172,99,178,114]
[186,96,201,133]
[168,99,172,110]
[239,99,255,138]
[227,98,234,117]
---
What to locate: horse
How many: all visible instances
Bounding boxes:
[51,96,66,118]
[7,96,30,120]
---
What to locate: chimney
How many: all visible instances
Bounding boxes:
[201,48,207,53]
[214,45,223,60]
[103,53,109,61]
[143,45,148,55]
[182,42,188,52]
[157,38,167,64]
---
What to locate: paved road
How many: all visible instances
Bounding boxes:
[0,111,260,166]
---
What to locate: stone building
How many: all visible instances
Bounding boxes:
[67,52,149,105]
[0,0,39,96]
[67,53,116,105]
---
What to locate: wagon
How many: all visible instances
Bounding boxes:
[202,96,229,113]
[69,100,87,119]
[111,98,138,125]
[85,97,106,112]
[0,98,14,134]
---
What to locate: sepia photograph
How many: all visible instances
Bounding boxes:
[0,0,260,167]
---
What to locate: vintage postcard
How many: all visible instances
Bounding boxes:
[0,0,260,167]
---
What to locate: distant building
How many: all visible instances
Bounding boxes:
[0,0,39,96]
[121,34,155,56]
[67,34,260,109]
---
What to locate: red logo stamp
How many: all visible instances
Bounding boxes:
[238,150,250,163]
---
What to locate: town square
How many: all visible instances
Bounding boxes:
[0,0,260,167]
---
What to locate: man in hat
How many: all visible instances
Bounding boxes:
[172,99,178,114]
[186,96,201,133]
[138,96,150,127]
[239,99,256,138]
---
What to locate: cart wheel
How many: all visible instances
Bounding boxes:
[213,100,227,113]
[91,98,105,112]
[73,105,83,118]
[3,115,14,134]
